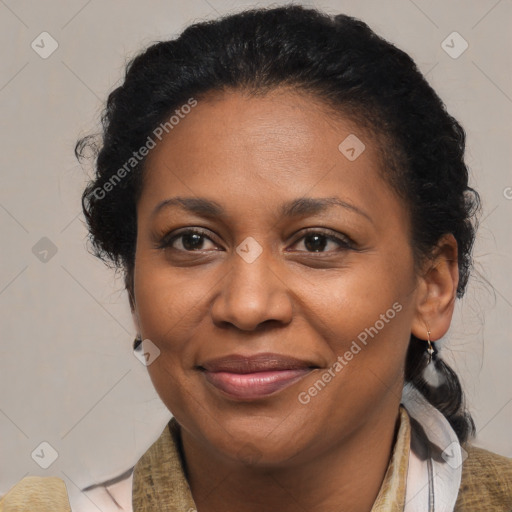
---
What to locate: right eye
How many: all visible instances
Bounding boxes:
[158,228,220,252]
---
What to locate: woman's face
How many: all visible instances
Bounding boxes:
[133,88,422,466]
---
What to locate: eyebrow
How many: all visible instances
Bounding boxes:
[152,196,373,224]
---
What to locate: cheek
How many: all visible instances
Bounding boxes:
[300,294,412,424]
[134,265,204,414]
[302,259,416,393]
[307,260,413,340]
[132,257,218,400]
[133,255,203,338]
[319,288,411,380]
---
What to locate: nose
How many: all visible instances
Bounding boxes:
[210,250,293,331]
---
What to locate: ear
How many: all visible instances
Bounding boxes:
[411,233,459,342]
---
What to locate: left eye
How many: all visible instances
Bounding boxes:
[289,231,351,253]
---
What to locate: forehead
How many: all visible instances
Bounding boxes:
[139,88,404,225]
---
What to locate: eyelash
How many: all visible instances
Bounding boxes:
[157,227,354,254]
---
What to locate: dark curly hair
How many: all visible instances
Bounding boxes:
[77,5,480,443]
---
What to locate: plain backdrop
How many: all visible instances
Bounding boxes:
[1,0,511,498]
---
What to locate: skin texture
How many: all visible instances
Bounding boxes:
[131,88,459,512]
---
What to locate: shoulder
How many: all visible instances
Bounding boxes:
[0,469,134,512]
[0,476,71,511]
[455,444,512,511]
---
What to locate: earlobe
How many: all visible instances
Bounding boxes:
[411,234,459,341]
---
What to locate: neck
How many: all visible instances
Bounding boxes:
[179,405,402,512]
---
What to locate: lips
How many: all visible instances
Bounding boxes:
[197,352,319,400]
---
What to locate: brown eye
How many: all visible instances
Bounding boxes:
[289,230,353,253]
[159,229,219,251]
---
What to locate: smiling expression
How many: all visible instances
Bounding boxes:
[131,87,422,466]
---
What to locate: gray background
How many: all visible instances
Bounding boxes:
[1,0,511,497]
